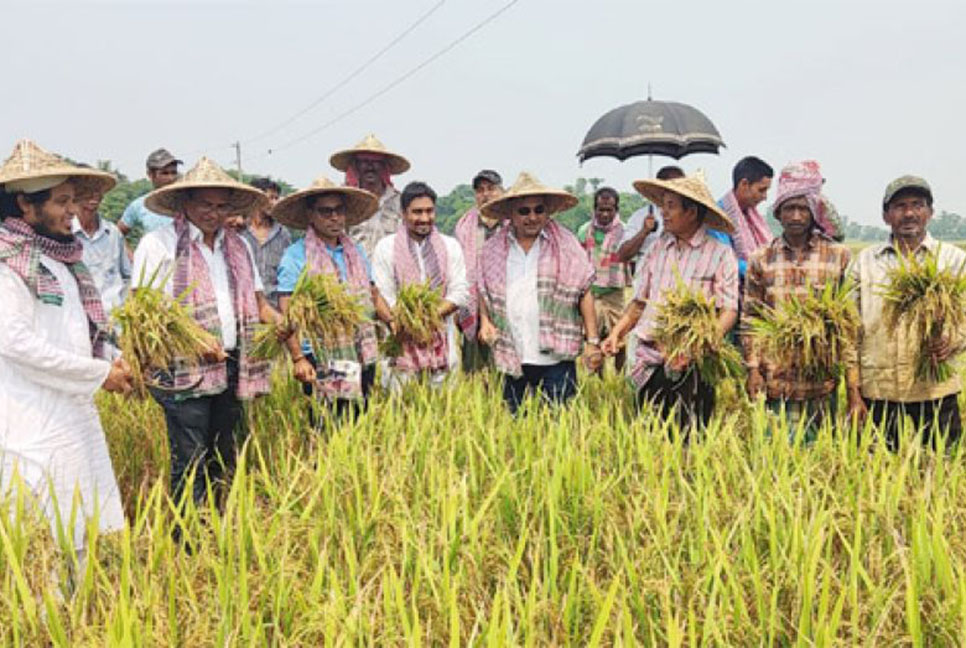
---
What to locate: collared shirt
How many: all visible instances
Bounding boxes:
[241,222,292,307]
[631,226,739,376]
[743,233,855,400]
[850,234,966,402]
[131,222,264,352]
[577,220,628,296]
[371,231,469,370]
[348,186,402,259]
[506,229,557,366]
[120,195,172,235]
[71,215,131,313]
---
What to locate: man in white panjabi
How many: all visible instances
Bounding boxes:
[0,140,133,557]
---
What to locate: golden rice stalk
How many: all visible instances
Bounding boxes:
[380,281,444,356]
[252,267,366,361]
[112,268,220,398]
[879,247,966,382]
[652,279,744,384]
[747,279,859,381]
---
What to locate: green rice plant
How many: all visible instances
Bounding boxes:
[748,278,859,381]
[381,281,443,356]
[651,278,745,384]
[252,267,366,361]
[111,268,220,397]
[880,247,966,381]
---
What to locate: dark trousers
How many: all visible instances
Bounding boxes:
[302,354,376,423]
[501,361,577,414]
[637,366,715,434]
[153,355,243,508]
[865,394,962,452]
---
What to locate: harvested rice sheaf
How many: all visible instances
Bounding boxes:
[880,247,966,382]
[381,281,444,356]
[112,269,220,397]
[253,267,366,361]
[748,279,859,381]
[652,279,745,384]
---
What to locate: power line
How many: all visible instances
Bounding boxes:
[251,0,522,162]
[242,0,447,146]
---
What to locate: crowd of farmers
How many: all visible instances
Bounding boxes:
[0,135,961,565]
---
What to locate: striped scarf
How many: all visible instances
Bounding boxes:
[582,216,628,288]
[720,190,772,262]
[392,226,450,373]
[454,207,501,337]
[171,215,269,400]
[0,217,108,358]
[305,228,379,399]
[480,219,594,377]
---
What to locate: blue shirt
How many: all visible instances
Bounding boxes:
[708,197,748,278]
[277,237,373,356]
[120,195,172,234]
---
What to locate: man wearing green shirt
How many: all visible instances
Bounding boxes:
[578,187,630,372]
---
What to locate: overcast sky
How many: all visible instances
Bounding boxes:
[2,0,964,225]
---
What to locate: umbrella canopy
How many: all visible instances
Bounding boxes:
[577,99,725,162]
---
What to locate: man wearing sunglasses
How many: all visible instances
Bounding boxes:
[477,172,601,413]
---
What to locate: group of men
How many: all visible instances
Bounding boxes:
[0,134,962,567]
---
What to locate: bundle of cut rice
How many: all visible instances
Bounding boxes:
[880,248,966,382]
[380,281,443,357]
[747,279,859,381]
[652,280,744,384]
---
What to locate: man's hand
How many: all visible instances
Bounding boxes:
[928,334,955,365]
[601,333,622,357]
[102,358,133,395]
[643,214,657,235]
[583,343,603,372]
[847,387,868,423]
[746,367,765,399]
[478,318,498,346]
[201,340,227,363]
[666,352,690,373]
[292,357,316,384]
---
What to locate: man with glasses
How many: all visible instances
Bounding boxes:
[477,172,600,413]
[72,181,131,314]
[851,176,966,451]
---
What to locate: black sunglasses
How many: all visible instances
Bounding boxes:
[516,205,546,216]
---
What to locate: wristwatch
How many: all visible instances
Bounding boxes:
[586,337,601,346]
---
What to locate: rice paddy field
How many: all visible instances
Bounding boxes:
[3,368,966,646]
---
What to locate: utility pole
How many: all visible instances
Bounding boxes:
[232,141,243,179]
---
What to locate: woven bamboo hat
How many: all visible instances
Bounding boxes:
[271,176,379,230]
[632,173,734,234]
[0,139,116,195]
[329,134,410,175]
[144,156,269,217]
[480,171,578,220]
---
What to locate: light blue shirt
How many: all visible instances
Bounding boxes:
[120,195,172,234]
[277,237,373,356]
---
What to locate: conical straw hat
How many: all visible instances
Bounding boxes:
[144,156,269,217]
[0,139,116,195]
[271,176,379,230]
[480,171,578,220]
[632,173,734,234]
[329,134,410,175]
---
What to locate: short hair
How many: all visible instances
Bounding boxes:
[0,188,53,218]
[250,177,280,194]
[401,181,437,212]
[656,166,685,181]
[680,195,707,223]
[593,186,620,209]
[732,156,773,189]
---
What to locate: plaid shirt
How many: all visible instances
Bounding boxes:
[743,233,856,400]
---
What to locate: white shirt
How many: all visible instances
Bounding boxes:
[371,231,469,370]
[72,216,131,313]
[0,257,124,550]
[506,232,557,366]
[620,206,664,264]
[131,222,263,352]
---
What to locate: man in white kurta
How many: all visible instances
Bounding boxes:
[371,182,468,388]
[0,140,130,554]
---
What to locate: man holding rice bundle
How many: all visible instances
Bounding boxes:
[477,172,601,413]
[602,173,739,429]
[132,157,299,508]
[851,176,966,450]
[743,162,864,440]
[0,139,130,558]
[274,176,390,415]
[372,181,468,389]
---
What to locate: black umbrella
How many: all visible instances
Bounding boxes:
[577,99,725,162]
